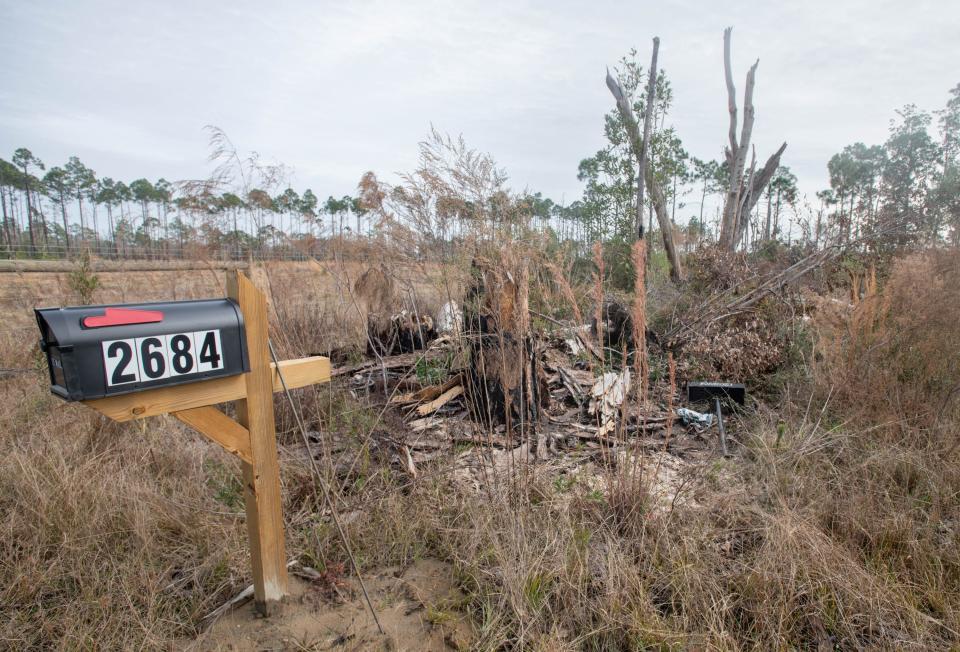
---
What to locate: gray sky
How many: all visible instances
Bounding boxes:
[2,0,958,223]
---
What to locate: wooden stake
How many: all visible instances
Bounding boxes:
[228,270,288,615]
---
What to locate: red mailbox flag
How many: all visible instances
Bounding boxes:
[83,307,164,328]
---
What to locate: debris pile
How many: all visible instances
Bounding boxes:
[330,248,848,496]
[336,315,734,494]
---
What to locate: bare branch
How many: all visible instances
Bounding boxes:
[605,72,641,151]
[744,142,788,216]
[737,60,758,161]
[723,27,738,156]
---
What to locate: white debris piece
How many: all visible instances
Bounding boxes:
[588,369,631,422]
[565,337,584,355]
[677,407,715,427]
[435,300,463,335]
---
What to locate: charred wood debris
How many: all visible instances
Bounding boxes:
[316,254,842,482]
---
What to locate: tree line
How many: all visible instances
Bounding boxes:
[817,85,960,251]
[2,70,956,261]
[567,46,958,262]
[0,150,371,259]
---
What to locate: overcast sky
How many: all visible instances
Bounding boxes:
[2,0,958,223]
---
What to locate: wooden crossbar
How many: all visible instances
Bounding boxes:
[85,356,330,422]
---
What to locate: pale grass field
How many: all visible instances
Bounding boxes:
[0,252,958,650]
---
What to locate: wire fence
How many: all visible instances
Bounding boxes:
[0,242,332,263]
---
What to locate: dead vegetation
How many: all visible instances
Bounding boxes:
[309,242,959,649]
[1,237,959,649]
[0,130,958,650]
[0,387,250,648]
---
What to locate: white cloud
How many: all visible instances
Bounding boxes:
[1,0,958,215]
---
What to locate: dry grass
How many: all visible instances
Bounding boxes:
[0,379,250,648]
[295,246,959,649]
[0,243,958,650]
[816,249,960,438]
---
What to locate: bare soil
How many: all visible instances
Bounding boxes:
[191,559,471,652]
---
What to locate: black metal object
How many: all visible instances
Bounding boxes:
[687,381,746,406]
[714,397,728,456]
[35,299,249,401]
[687,381,746,457]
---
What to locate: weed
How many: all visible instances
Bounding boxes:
[426,603,456,626]
[67,250,100,305]
[415,354,450,386]
[584,489,605,503]
[204,459,244,509]
[553,474,576,493]
[522,571,552,612]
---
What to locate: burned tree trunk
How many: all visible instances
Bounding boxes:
[590,295,661,353]
[591,296,634,350]
[718,27,788,251]
[367,311,436,356]
[606,61,685,282]
[462,258,548,439]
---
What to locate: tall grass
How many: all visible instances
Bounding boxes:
[0,382,249,648]
[1,247,958,649]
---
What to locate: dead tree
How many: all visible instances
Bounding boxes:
[718,27,788,251]
[634,37,659,241]
[606,45,684,282]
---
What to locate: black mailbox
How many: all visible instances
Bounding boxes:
[35,299,250,401]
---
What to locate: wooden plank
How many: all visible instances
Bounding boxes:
[229,269,288,615]
[415,384,464,416]
[390,375,462,405]
[85,356,330,422]
[172,406,253,465]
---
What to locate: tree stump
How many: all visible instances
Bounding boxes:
[591,296,634,351]
[367,311,436,356]
[462,258,549,443]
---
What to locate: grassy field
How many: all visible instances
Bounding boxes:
[1,250,958,650]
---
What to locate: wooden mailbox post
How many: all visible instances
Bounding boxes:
[82,271,330,615]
